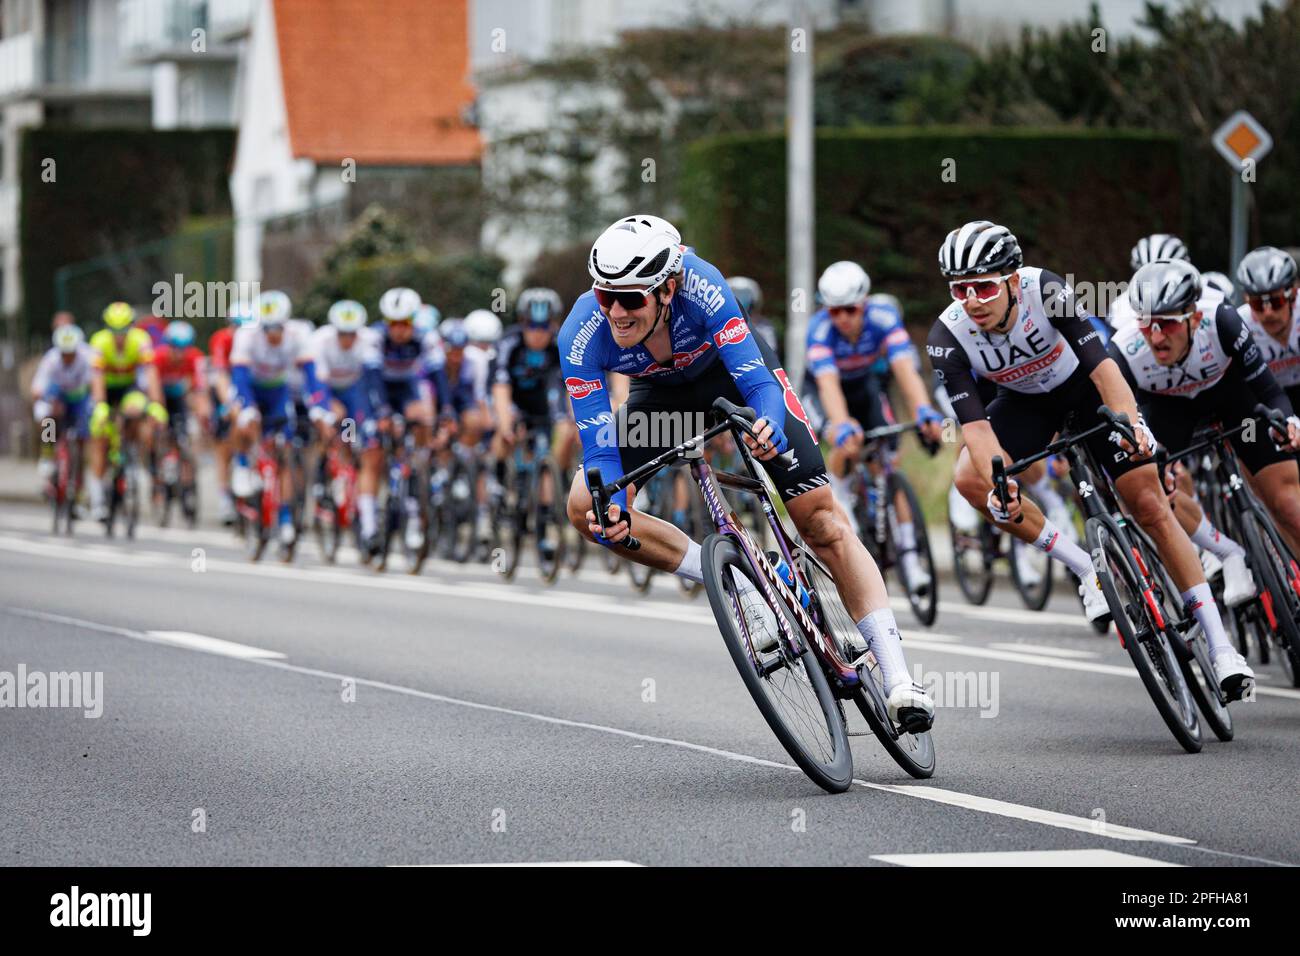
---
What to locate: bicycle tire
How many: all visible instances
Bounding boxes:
[890,473,937,626]
[950,519,994,605]
[1239,507,1300,687]
[533,457,565,585]
[702,534,853,793]
[1088,518,1202,753]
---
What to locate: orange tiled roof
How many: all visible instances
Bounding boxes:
[273,0,480,166]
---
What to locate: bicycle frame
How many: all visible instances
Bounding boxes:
[588,399,863,689]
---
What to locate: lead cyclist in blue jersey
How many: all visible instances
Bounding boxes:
[561,214,933,727]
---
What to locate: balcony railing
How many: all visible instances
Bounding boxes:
[0,33,36,99]
[120,0,210,58]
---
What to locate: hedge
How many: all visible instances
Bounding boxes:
[19,127,235,346]
[679,126,1183,335]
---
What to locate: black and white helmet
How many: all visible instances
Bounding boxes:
[1129,233,1189,272]
[1201,271,1235,300]
[516,287,564,324]
[938,221,1023,279]
[588,216,684,290]
[1236,246,1298,296]
[1128,260,1202,317]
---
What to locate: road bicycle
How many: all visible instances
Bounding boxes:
[588,397,935,793]
[102,411,141,541]
[1166,407,1300,687]
[235,420,296,563]
[849,422,939,626]
[992,406,1203,752]
[44,410,83,536]
[311,431,360,565]
[374,415,430,574]
[496,425,566,584]
[154,409,199,529]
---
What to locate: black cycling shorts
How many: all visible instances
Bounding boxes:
[985,367,1150,481]
[1144,381,1298,476]
[616,334,829,501]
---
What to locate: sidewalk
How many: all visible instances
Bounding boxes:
[0,455,40,506]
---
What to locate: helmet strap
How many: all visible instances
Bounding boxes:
[988,279,1016,335]
[633,286,671,351]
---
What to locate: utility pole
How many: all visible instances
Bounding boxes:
[785,0,814,387]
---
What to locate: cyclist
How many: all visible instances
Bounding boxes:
[725,276,780,357]
[310,300,385,551]
[31,325,94,493]
[371,286,440,558]
[562,214,933,728]
[804,261,944,595]
[493,288,575,466]
[207,304,249,525]
[927,221,1254,699]
[1108,233,1192,335]
[230,291,322,552]
[154,321,209,435]
[1237,247,1300,410]
[87,302,168,522]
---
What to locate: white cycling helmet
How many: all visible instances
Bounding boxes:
[588,216,684,291]
[379,287,422,322]
[414,304,441,334]
[53,325,85,353]
[818,261,871,308]
[1201,271,1235,300]
[465,309,503,344]
[254,290,293,327]
[1128,260,1202,318]
[328,299,368,333]
[1130,233,1190,272]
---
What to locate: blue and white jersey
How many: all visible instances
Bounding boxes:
[558,250,786,500]
[805,299,915,384]
[377,325,440,383]
[32,345,94,402]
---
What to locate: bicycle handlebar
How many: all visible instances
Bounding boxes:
[989,455,1023,524]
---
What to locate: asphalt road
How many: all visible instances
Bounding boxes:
[1,498,1297,867]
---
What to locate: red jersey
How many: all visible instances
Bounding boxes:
[154,344,205,397]
[208,327,235,371]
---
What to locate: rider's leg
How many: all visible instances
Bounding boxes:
[1246,458,1300,559]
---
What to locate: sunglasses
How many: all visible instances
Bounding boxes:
[828,304,862,316]
[593,284,660,312]
[1135,310,1194,333]
[949,275,1012,303]
[1247,291,1291,311]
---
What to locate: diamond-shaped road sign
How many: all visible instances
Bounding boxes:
[1212,110,1272,169]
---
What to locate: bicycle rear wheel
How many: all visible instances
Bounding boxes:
[1088,519,1202,752]
[1010,537,1053,611]
[890,473,937,626]
[950,520,994,605]
[533,458,565,585]
[1239,507,1300,687]
[702,534,853,794]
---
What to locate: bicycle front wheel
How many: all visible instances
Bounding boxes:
[702,534,853,794]
[1088,518,1202,753]
[1240,507,1300,687]
[889,473,937,626]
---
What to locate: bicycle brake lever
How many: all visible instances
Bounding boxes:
[990,455,1023,524]
[586,466,640,552]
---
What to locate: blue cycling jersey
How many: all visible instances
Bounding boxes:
[805,300,915,383]
[559,251,786,509]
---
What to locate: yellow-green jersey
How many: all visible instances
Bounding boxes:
[89,328,154,390]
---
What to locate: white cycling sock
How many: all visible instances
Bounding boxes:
[358,494,377,537]
[88,476,105,510]
[1190,515,1245,560]
[1033,519,1093,578]
[674,538,704,584]
[896,521,916,553]
[856,608,911,692]
[1182,582,1233,656]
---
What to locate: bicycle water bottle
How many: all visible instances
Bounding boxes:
[767,551,811,609]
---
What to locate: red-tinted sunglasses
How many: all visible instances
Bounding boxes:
[593,284,658,312]
[1247,291,1291,311]
[828,304,862,316]
[949,275,1011,303]
[1135,310,1194,334]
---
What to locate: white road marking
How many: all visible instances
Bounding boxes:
[8,609,285,660]
[988,642,1098,659]
[398,861,643,867]
[7,532,1300,700]
[145,630,286,659]
[1,603,1203,850]
[872,849,1181,867]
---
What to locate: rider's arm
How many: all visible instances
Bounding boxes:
[701,264,787,449]
[558,315,625,512]
[889,351,935,421]
[1088,356,1141,431]
[926,322,988,425]
[1217,304,1295,417]
[1041,269,1109,369]
[813,369,852,427]
[490,336,516,434]
[30,352,54,401]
